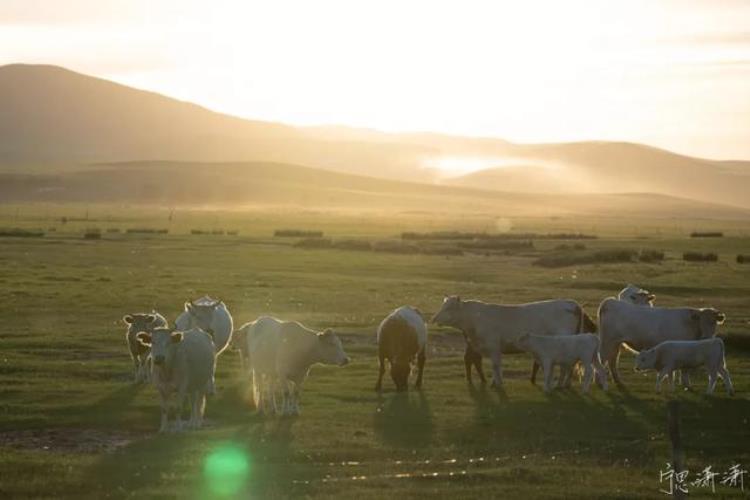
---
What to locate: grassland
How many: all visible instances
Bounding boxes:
[1,205,750,499]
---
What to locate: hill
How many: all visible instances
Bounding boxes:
[2,160,748,220]
[1,63,749,207]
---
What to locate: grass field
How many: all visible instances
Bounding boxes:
[1,205,750,499]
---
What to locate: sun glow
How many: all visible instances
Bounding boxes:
[2,0,749,158]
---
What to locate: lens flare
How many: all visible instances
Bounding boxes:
[203,443,251,497]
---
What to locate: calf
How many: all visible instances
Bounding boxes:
[246,317,349,416]
[137,327,216,431]
[122,312,167,383]
[515,333,608,394]
[376,306,428,392]
[634,338,734,395]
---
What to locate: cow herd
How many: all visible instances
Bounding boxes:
[122,285,735,432]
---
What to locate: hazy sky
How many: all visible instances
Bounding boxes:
[2,0,749,159]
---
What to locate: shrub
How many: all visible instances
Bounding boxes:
[402,231,596,241]
[227,230,239,236]
[0,228,44,238]
[211,230,225,235]
[639,249,665,263]
[47,227,57,233]
[737,255,750,264]
[191,229,208,235]
[459,239,533,251]
[275,229,324,238]
[683,252,718,262]
[332,239,372,251]
[126,228,168,234]
[534,248,637,268]
[106,228,121,233]
[294,237,332,249]
[690,231,723,238]
[83,228,101,240]
[373,240,420,254]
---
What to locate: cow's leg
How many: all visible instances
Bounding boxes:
[593,355,608,391]
[656,368,669,392]
[474,357,486,384]
[530,360,540,385]
[582,362,593,394]
[490,350,503,388]
[542,359,554,393]
[291,382,302,415]
[556,364,568,389]
[464,346,473,384]
[669,371,677,391]
[282,379,293,416]
[132,354,141,383]
[158,391,169,433]
[206,355,217,396]
[717,365,734,396]
[415,349,426,389]
[375,351,386,392]
[707,369,718,395]
[680,370,691,388]
[174,387,186,432]
[607,346,622,385]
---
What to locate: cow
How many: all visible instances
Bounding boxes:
[244,317,349,416]
[618,284,655,306]
[122,312,167,384]
[515,333,608,393]
[175,296,233,393]
[598,299,725,385]
[431,296,590,387]
[375,306,427,392]
[634,338,734,395]
[136,327,216,432]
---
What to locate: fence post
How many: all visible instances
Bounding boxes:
[667,400,686,499]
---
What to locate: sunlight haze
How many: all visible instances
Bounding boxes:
[2,0,749,163]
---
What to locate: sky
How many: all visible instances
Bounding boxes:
[2,0,749,160]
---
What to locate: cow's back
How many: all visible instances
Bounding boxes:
[600,300,700,350]
[246,316,285,375]
[378,309,423,360]
[470,299,581,339]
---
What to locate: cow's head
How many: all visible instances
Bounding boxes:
[317,329,350,367]
[691,308,725,339]
[618,285,655,306]
[390,358,411,392]
[137,327,183,366]
[123,313,160,336]
[431,296,463,326]
[634,348,657,371]
[184,298,221,332]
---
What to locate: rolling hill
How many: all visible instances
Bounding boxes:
[2,160,748,220]
[1,63,749,208]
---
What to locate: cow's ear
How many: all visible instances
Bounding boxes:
[123,315,134,324]
[136,332,152,346]
[716,312,726,325]
[145,315,156,324]
[321,328,334,337]
[171,332,184,343]
[184,302,192,312]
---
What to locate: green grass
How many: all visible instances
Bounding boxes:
[1,205,750,498]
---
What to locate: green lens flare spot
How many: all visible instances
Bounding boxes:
[203,443,251,497]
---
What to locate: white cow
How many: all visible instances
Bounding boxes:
[515,333,608,393]
[432,296,590,387]
[244,317,349,416]
[617,284,655,306]
[598,299,725,385]
[137,327,215,432]
[175,296,233,393]
[122,311,167,383]
[376,306,428,392]
[634,338,734,395]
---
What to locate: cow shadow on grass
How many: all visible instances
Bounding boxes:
[373,391,434,448]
